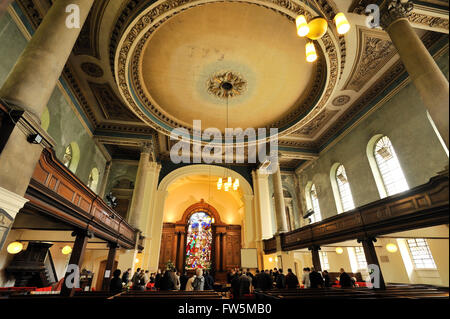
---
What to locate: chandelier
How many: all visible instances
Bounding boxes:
[216,81,239,192]
[295,1,350,63]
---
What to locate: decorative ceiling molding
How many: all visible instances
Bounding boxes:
[349,0,449,33]
[343,26,397,92]
[332,95,351,106]
[73,0,111,58]
[291,109,339,137]
[88,82,140,122]
[81,62,104,78]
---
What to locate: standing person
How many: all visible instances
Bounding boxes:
[121,268,131,285]
[253,270,261,290]
[168,268,179,290]
[239,271,251,298]
[246,269,255,285]
[131,267,141,288]
[186,273,195,291]
[231,270,241,299]
[285,268,299,289]
[154,269,162,290]
[322,270,331,288]
[302,268,311,288]
[110,269,123,294]
[260,270,272,291]
[180,272,189,290]
[339,268,353,288]
[192,269,205,291]
[309,267,324,288]
[204,271,214,290]
[276,269,286,289]
[160,270,175,290]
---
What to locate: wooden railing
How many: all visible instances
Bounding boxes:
[23,148,140,249]
[264,171,449,254]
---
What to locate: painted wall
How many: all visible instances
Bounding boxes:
[0,12,107,191]
[297,52,449,220]
[105,161,139,195]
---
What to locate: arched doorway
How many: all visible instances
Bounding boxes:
[158,199,242,276]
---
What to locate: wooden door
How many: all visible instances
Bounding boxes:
[95,260,118,291]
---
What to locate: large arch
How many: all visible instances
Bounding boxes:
[146,164,256,272]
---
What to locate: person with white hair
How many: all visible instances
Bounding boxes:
[192,268,205,291]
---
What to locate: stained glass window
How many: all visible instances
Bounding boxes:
[185,212,213,270]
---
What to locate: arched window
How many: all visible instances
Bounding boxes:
[41,107,50,132]
[373,136,409,196]
[63,144,72,168]
[331,164,355,214]
[309,184,322,223]
[62,142,80,174]
[185,212,213,270]
[87,168,99,193]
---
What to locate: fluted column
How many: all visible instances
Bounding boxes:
[380,0,449,148]
[98,161,112,199]
[273,164,288,234]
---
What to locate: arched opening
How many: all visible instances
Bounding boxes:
[330,163,355,214]
[367,135,408,198]
[62,142,80,174]
[87,167,99,193]
[149,165,255,274]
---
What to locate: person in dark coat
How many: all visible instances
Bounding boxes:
[160,270,175,290]
[121,268,131,285]
[309,267,324,288]
[154,269,162,290]
[180,272,189,290]
[275,269,286,289]
[285,268,299,289]
[231,270,242,299]
[322,270,331,288]
[260,270,273,291]
[110,269,123,294]
[239,272,251,297]
[204,271,215,290]
[253,270,261,290]
[339,268,353,288]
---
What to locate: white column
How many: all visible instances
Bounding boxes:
[253,170,274,239]
[273,164,288,234]
[242,194,256,249]
[0,187,29,250]
[146,189,168,272]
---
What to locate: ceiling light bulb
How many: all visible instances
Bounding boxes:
[306,42,317,63]
[306,17,328,40]
[334,13,350,35]
[7,242,23,255]
[335,247,344,254]
[386,243,398,253]
[296,15,309,37]
[62,246,72,255]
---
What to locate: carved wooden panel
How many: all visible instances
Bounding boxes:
[276,173,449,252]
[25,149,138,249]
[159,224,176,270]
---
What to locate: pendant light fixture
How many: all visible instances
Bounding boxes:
[295,0,350,63]
[216,86,239,192]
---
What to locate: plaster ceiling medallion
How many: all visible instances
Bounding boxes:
[207,71,247,99]
[332,95,351,106]
[115,0,342,141]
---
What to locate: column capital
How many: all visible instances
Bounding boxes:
[140,141,153,154]
[379,0,414,30]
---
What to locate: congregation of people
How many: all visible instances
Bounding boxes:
[109,266,357,298]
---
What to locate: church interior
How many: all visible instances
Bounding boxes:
[0,0,449,306]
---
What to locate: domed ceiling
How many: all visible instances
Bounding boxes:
[115,0,341,140]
